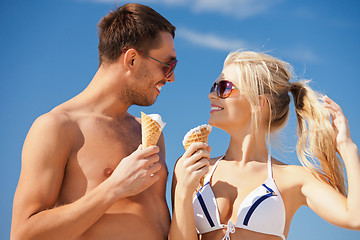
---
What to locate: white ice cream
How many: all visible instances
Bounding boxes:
[148,114,166,131]
[182,124,212,146]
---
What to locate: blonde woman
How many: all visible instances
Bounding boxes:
[170,51,360,240]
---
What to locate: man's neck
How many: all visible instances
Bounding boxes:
[71,64,131,119]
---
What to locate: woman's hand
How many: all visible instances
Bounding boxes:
[170,144,209,240]
[323,95,352,150]
[174,142,211,196]
[307,95,360,230]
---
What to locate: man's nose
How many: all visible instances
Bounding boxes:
[166,73,175,82]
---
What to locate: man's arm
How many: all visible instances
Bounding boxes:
[11,113,162,240]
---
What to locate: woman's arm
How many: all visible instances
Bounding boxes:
[169,142,210,240]
[300,96,360,229]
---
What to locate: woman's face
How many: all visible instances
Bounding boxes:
[208,63,253,132]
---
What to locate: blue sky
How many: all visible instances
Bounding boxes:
[1,0,360,239]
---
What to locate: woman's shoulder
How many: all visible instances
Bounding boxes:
[209,155,224,166]
[272,157,309,171]
[272,157,316,185]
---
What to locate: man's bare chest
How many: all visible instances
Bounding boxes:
[58,117,145,200]
[76,121,142,173]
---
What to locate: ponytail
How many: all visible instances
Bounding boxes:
[290,81,346,195]
[224,51,346,195]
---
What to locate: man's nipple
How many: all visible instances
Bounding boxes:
[104,168,114,178]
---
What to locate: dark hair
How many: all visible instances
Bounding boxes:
[97,3,175,66]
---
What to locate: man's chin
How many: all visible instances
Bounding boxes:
[134,98,157,107]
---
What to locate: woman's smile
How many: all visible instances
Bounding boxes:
[210,104,224,113]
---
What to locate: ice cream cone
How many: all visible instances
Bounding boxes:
[182,124,212,150]
[141,112,166,149]
[182,124,212,187]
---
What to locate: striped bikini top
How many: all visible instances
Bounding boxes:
[193,155,286,240]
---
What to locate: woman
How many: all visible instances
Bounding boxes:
[169,51,360,240]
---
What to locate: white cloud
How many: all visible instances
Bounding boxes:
[192,0,284,19]
[83,0,186,6]
[177,28,249,51]
[86,0,283,19]
[281,45,321,64]
[294,7,317,20]
[84,0,279,51]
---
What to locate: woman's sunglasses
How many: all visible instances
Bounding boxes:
[210,80,238,99]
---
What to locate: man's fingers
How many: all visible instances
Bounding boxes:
[145,153,160,165]
[148,161,162,174]
[140,145,160,157]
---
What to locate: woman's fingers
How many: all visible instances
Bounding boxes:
[182,142,209,158]
[191,158,210,174]
[323,95,343,115]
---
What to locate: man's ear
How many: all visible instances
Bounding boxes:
[122,49,137,69]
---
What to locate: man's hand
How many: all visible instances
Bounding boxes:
[108,145,162,198]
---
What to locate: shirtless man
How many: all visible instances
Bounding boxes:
[11,3,176,240]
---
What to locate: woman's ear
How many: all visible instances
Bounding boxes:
[259,95,269,110]
[251,95,270,115]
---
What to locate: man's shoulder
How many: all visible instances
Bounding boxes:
[40,107,72,123]
[31,107,77,136]
[23,108,79,157]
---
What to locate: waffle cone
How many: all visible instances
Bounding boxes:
[141,112,162,149]
[183,125,212,150]
[182,124,212,187]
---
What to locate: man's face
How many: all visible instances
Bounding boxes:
[125,32,176,107]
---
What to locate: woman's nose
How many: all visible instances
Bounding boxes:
[208,91,218,100]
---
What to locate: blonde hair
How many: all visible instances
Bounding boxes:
[224,51,346,195]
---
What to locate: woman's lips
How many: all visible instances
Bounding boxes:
[210,104,224,113]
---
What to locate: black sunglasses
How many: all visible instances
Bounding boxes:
[136,50,177,78]
[210,80,238,99]
[123,49,178,78]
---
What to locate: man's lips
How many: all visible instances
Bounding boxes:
[155,82,165,94]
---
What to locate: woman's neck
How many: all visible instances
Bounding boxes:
[225,128,268,165]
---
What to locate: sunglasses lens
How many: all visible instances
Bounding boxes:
[210,81,234,98]
[165,60,177,78]
[218,81,233,98]
[210,82,217,93]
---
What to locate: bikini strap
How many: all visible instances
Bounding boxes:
[204,155,224,184]
[267,154,273,179]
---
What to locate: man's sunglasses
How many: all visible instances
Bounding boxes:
[210,80,238,99]
[123,49,177,78]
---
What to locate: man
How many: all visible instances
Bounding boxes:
[11,3,176,240]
